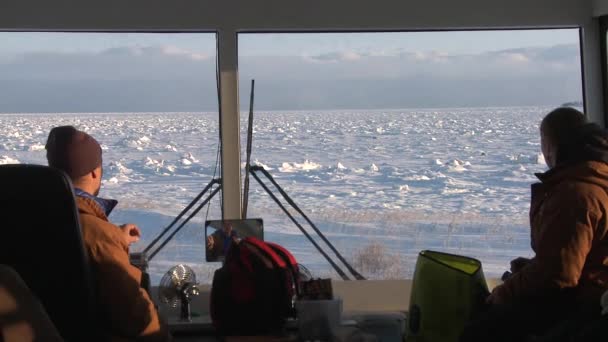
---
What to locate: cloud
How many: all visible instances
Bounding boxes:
[0,44,217,112]
[101,45,210,61]
[101,46,143,56]
[298,44,579,78]
[500,52,530,64]
[0,43,582,112]
[306,51,363,63]
[240,43,582,109]
[403,50,451,63]
[482,45,578,66]
[0,45,215,82]
[157,45,210,61]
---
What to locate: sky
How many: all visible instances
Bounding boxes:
[0,30,583,113]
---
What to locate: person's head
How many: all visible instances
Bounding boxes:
[45,126,103,195]
[540,107,587,169]
[223,221,233,233]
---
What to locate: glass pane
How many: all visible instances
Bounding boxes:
[0,32,220,283]
[238,30,583,280]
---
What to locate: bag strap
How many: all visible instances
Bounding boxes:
[242,237,287,268]
[266,242,300,278]
[266,242,301,298]
[266,242,297,267]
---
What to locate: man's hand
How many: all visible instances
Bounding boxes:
[120,224,141,246]
[510,257,531,273]
[207,235,215,250]
[486,285,507,305]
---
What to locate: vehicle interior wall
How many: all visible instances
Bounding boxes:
[594,0,608,16]
[0,0,595,30]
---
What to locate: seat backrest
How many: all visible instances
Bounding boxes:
[602,290,608,315]
[0,164,101,341]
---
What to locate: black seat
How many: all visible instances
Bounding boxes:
[0,264,64,341]
[0,165,102,341]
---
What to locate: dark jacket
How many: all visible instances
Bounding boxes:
[77,197,171,342]
[493,124,608,309]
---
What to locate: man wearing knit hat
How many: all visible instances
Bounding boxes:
[46,126,170,342]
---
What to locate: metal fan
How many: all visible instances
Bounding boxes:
[158,264,200,322]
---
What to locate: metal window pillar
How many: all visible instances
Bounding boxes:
[582,18,606,126]
[600,16,608,126]
[218,29,242,219]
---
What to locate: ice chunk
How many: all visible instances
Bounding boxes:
[279,162,295,173]
[295,160,321,171]
[145,157,162,166]
[109,161,132,174]
[28,143,45,151]
[0,156,20,165]
[183,152,199,163]
[404,175,431,181]
[442,188,469,194]
[253,159,273,170]
[537,153,546,165]
[280,160,321,172]
[448,162,468,172]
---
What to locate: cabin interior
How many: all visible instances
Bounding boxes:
[1,0,608,341]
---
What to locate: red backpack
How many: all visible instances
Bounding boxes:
[210,237,299,335]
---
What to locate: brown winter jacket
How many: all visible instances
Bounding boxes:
[77,196,171,342]
[493,160,608,308]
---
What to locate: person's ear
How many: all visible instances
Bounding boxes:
[91,168,100,179]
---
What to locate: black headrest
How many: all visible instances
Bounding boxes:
[0,164,101,341]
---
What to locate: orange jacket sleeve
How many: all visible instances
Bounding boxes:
[87,220,171,342]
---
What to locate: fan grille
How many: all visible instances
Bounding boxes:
[158,264,197,308]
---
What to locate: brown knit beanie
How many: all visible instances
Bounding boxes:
[45,126,103,179]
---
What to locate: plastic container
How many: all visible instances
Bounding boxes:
[296,298,343,341]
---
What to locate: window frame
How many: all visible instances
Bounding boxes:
[600,16,608,126]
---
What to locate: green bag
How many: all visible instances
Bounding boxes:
[406,250,489,342]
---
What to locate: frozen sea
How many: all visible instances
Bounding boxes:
[0,107,559,283]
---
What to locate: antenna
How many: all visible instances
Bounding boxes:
[242,79,255,218]
[237,79,364,280]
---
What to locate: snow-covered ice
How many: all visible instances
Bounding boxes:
[0,107,558,282]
